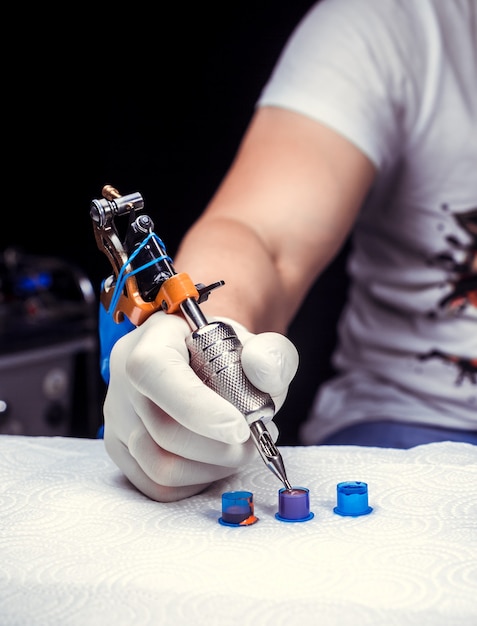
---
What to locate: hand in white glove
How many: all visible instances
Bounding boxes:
[103,311,299,502]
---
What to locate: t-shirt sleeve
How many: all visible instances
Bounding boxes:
[257,0,419,172]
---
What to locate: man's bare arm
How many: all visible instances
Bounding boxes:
[175,105,376,333]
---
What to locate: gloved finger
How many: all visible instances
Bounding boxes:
[109,312,251,444]
[105,408,279,503]
[104,352,260,501]
[240,332,299,411]
[208,317,299,409]
[104,420,256,500]
[129,391,259,466]
[104,357,257,467]
[104,367,276,469]
[266,419,279,442]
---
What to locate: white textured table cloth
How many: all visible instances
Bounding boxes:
[1,435,476,626]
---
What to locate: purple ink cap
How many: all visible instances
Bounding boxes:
[275,487,314,523]
[218,490,259,527]
[333,481,373,517]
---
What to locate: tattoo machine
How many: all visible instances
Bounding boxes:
[90,185,292,490]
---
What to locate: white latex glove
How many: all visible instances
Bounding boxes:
[103,311,299,502]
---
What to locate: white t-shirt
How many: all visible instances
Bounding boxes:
[257,0,477,441]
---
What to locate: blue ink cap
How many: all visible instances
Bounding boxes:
[333,481,373,517]
[219,490,258,526]
[275,487,314,523]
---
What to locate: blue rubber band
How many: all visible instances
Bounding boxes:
[108,233,172,315]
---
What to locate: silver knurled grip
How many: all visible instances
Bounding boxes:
[186,320,275,425]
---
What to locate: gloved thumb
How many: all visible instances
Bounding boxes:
[213,318,298,412]
[241,331,299,410]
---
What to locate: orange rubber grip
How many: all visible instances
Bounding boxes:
[157,273,199,313]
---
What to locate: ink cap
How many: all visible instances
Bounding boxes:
[219,490,258,526]
[333,481,373,517]
[275,487,314,523]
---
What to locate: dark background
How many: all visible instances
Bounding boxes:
[3,1,349,444]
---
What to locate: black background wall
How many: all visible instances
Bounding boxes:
[3,1,348,444]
